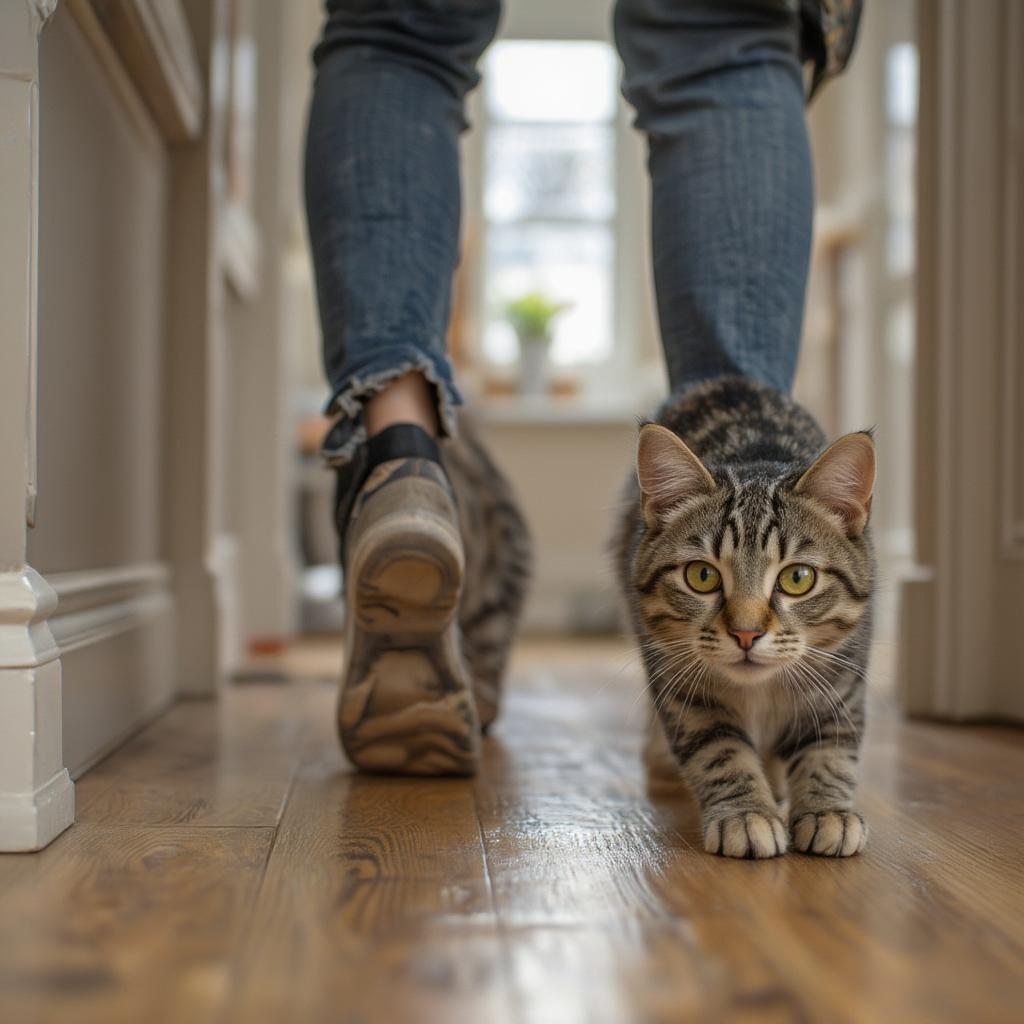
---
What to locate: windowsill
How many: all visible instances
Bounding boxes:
[470,392,642,427]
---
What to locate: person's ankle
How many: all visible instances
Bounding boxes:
[365,371,440,438]
[364,422,442,470]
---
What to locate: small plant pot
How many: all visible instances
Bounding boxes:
[518,336,549,396]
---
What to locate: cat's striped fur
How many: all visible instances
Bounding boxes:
[614,378,875,858]
[443,417,532,728]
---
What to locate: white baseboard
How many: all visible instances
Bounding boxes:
[47,562,172,655]
[69,691,175,780]
[0,567,59,669]
[45,562,177,776]
[0,768,74,852]
[51,592,172,655]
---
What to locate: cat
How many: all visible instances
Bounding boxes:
[443,415,532,729]
[614,377,875,858]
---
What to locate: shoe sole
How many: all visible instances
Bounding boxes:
[338,511,481,776]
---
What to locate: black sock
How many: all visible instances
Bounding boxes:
[364,422,441,472]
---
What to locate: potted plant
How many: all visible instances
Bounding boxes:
[503,292,570,396]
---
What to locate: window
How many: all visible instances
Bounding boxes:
[885,43,918,278]
[882,40,918,564]
[480,41,619,368]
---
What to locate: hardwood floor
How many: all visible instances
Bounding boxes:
[1,637,1022,1023]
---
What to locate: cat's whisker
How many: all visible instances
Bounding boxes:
[789,661,839,727]
[604,637,701,715]
[634,645,702,721]
[651,653,703,719]
[670,671,702,745]
[669,656,711,744]
[675,653,709,712]
[805,645,870,677]
[802,650,872,695]
[790,659,858,744]
[777,670,805,748]
[783,663,823,747]
[800,650,867,710]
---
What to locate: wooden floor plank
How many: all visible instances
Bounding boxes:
[222,707,516,1024]
[2,640,1021,1022]
[474,750,826,1018]
[0,824,273,1024]
[484,655,1024,1023]
[73,683,312,827]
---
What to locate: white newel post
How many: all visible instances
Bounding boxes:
[0,0,75,851]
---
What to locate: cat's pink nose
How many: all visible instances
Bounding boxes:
[729,628,765,651]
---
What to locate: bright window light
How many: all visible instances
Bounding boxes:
[886,43,918,128]
[486,41,618,124]
[482,40,619,368]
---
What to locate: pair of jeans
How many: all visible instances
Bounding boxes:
[305,0,813,466]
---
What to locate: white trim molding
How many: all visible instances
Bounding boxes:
[39,564,176,776]
[47,562,172,655]
[0,568,59,669]
[32,0,60,28]
[999,0,1024,561]
[0,569,74,851]
[64,0,164,153]
[77,0,203,143]
[0,1,74,851]
[0,769,72,853]
[900,0,1024,721]
[163,0,234,695]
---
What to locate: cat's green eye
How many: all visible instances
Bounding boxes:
[777,564,816,596]
[685,561,722,594]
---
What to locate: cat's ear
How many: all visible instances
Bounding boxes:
[795,431,875,537]
[636,424,716,525]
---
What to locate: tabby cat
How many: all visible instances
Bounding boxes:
[615,377,875,858]
[444,416,533,728]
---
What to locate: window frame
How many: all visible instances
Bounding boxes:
[461,32,660,406]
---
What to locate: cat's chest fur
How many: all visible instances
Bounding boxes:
[616,376,875,858]
[726,682,794,758]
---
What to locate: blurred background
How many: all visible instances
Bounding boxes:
[17,0,1020,781]
[292,0,918,646]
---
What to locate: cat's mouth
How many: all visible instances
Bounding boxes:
[720,654,779,684]
[734,655,769,669]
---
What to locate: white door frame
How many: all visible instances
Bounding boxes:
[900,0,1024,720]
[161,0,232,695]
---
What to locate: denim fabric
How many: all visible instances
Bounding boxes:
[305,1,500,463]
[615,0,812,396]
[306,0,813,465]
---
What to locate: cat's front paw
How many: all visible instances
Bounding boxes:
[704,811,788,859]
[790,811,867,857]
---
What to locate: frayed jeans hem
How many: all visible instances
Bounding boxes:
[319,348,461,467]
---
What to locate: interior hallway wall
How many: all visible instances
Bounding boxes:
[28,7,175,775]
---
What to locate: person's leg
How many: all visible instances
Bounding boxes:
[305,1,501,776]
[306,0,500,462]
[364,371,440,438]
[613,0,813,394]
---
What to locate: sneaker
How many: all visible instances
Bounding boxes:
[336,423,480,775]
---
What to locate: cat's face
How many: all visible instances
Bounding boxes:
[633,427,874,688]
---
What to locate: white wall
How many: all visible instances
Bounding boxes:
[29,7,175,775]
